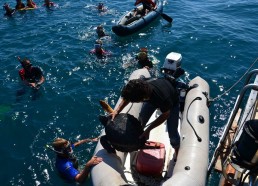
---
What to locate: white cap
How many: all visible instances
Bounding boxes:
[162,52,182,71]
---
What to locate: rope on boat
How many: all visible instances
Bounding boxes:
[210,57,258,102]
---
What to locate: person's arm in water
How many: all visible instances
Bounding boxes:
[75,156,102,183]
[140,110,170,139]
[17,56,22,63]
[35,75,45,88]
[73,138,99,147]
[111,98,129,120]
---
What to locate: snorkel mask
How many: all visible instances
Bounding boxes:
[48,140,74,157]
[94,40,102,50]
[46,140,78,168]
[95,44,102,50]
[63,141,74,156]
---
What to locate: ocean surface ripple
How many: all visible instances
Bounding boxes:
[0,0,257,185]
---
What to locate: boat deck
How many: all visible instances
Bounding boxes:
[214,72,258,186]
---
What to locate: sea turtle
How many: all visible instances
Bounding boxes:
[99,113,146,153]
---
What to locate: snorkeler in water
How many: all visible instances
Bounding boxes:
[3,3,15,16]
[17,57,45,89]
[97,2,104,11]
[43,0,54,8]
[50,138,102,183]
[96,25,109,38]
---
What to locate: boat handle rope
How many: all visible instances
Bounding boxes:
[186,97,202,142]
[210,57,258,103]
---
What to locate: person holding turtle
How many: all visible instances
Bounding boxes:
[111,77,180,158]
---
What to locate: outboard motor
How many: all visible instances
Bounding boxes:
[230,119,258,170]
[161,52,188,112]
[161,52,183,77]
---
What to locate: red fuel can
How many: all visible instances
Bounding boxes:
[136,141,166,176]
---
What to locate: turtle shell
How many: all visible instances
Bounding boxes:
[99,113,146,152]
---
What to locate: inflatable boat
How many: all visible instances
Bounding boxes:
[112,0,163,37]
[91,52,210,186]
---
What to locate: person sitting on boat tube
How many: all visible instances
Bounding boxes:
[18,57,45,89]
[3,3,15,16]
[15,0,25,10]
[134,0,157,16]
[26,0,37,9]
[111,78,180,159]
[136,48,153,69]
[51,138,103,183]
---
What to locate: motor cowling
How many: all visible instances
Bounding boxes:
[161,52,182,75]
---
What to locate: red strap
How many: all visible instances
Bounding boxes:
[19,69,25,80]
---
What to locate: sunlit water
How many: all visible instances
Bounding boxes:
[0,0,257,185]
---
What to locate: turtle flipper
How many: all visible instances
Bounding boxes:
[99,115,111,127]
[100,136,116,154]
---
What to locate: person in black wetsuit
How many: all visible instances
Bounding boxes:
[97,2,105,12]
[15,0,25,10]
[96,25,108,38]
[111,78,180,158]
[3,3,15,16]
[18,57,45,89]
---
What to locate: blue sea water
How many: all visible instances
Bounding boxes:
[0,0,257,185]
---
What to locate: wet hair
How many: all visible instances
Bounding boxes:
[121,79,151,102]
[96,26,106,37]
[52,138,73,155]
[98,3,104,9]
[137,48,148,61]
[52,138,68,150]
[51,138,78,167]
[97,25,103,30]
[140,48,148,53]
[138,51,147,61]
[21,59,32,69]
